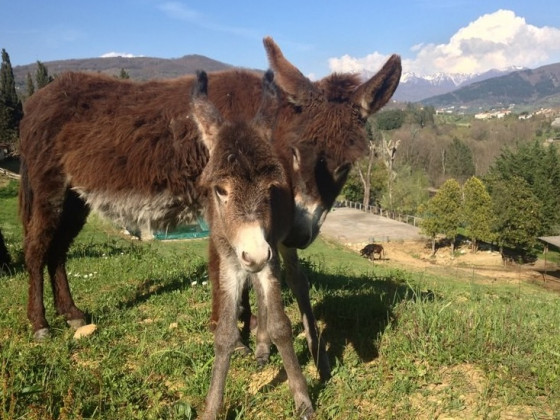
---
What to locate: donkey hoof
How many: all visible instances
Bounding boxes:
[255,353,270,368]
[299,406,314,420]
[234,342,252,357]
[33,328,51,341]
[67,319,87,330]
[255,344,270,367]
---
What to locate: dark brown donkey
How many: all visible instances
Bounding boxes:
[18,37,400,382]
[192,70,312,419]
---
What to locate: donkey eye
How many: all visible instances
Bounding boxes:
[214,185,228,201]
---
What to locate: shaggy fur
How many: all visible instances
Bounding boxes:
[360,243,385,261]
[192,71,312,419]
[18,37,401,384]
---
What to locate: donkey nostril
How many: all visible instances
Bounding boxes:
[241,251,252,265]
[266,247,272,262]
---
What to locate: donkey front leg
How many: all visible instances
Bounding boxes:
[280,244,331,382]
[202,287,239,420]
[254,267,314,419]
[208,241,252,355]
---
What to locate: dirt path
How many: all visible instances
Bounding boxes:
[320,207,560,291]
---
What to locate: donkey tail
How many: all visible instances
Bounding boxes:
[18,159,33,231]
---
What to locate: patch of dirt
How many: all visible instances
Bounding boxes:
[346,240,560,292]
[408,363,555,419]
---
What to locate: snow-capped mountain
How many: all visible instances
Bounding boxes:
[392,67,524,103]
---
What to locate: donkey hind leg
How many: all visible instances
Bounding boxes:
[254,285,272,367]
[47,191,90,330]
[202,279,241,419]
[280,244,331,382]
[253,266,314,419]
[23,187,68,339]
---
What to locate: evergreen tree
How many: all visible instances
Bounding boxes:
[489,176,543,251]
[443,137,475,182]
[118,68,130,79]
[35,61,52,89]
[25,72,35,98]
[462,176,494,252]
[0,48,22,144]
[418,199,439,255]
[419,178,462,255]
[374,109,405,131]
[488,141,560,234]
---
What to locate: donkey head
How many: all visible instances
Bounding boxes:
[264,37,402,248]
[192,70,292,273]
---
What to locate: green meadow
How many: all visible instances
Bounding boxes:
[1,177,559,419]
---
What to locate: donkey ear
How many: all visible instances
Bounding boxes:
[191,70,224,153]
[263,36,318,105]
[253,70,279,137]
[351,54,402,118]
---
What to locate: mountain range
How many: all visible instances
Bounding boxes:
[12,55,560,113]
[392,68,523,103]
[420,62,560,111]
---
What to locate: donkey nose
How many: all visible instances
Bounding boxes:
[241,246,272,272]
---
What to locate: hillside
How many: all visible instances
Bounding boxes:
[12,54,560,113]
[12,54,234,91]
[393,68,519,102]
[421,62,560,111]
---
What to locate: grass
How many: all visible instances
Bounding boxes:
[1,175,560,419]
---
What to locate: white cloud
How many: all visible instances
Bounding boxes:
[100,52,142,58]
[329,9,560,76]
[328,52,388,75]
[158,2,200,21]
[157,1,257,39]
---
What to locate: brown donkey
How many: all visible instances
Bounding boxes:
[192,70,312,419]
[18,37,401,382]
[215,38,402,380]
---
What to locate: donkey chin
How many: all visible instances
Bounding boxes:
[282,204,329,249]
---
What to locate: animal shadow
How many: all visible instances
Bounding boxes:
[300,259,436,367]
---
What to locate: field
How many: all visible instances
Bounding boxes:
[1,175,560,419]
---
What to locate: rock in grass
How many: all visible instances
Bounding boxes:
[73,324,97,339]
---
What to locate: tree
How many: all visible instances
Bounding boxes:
[341,161,386,205]
[443,137,475,182]
[118,68,130,79]
[419,178,462,255]
[462,176,493,252]
[489,176,543,251]
[374,109,405,131]
[25,72,35,98]
[406,103,435,128]
[488,140,560,235]
[380,165,429,215]
[356,120,378,209]
[380,132,401,209]
[0,48,22,144]
[35,61,52,89]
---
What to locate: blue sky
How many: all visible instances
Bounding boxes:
[3,1,560,78]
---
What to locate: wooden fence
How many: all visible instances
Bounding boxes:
[337,200,422,227]
[0,168,20,180]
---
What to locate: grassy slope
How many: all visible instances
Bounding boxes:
[1,177,559,419]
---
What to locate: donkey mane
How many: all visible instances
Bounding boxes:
[316,73,363,103]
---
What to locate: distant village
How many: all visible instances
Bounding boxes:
[435,105,560,123]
